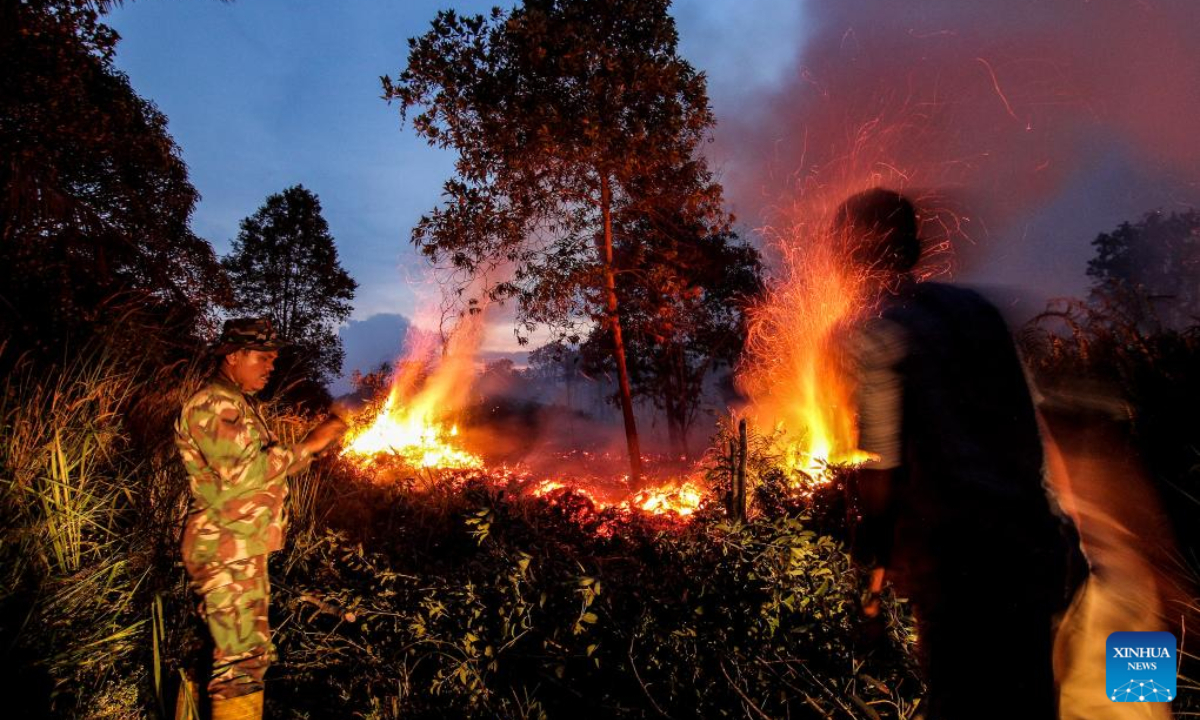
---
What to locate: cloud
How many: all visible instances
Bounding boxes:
[332,312,412,396]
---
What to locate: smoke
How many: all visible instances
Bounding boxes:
[708,0,1200,304]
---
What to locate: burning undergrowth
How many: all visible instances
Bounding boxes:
[338,310,715,520]
[339,451,709,525]
[268,426,919,719]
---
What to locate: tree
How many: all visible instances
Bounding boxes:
[1023,209,1200,589]
[223,185,357,387]
[1087,209,1200,331]
[386,0,716,483]
[581,220,762,460]
[0,0,229,354]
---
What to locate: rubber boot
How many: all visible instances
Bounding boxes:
[210,690,264,720]
[173,675,200,720]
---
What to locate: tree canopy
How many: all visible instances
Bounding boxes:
[223,185,357,388]
[387,0,722,480]
[1087,209,1200,330]
[0,0,228,355]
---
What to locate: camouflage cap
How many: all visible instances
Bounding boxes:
[211,317,286,355]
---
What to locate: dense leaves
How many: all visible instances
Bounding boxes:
[266,465,921,719]
[0,0,229,355]
[223,185,357,390]
[0,328,923,719]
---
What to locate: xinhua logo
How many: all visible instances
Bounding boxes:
[1107,631,1176,703]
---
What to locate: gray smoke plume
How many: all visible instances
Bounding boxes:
[704,0,1200,305]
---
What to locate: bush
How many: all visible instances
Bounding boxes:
[1,333,920,719]
[264,459,921,719]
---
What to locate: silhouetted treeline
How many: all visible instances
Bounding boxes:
[1022,210,1200,572]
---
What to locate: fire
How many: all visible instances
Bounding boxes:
[343,400,482,469]
[740,195,877,485]
[340,298,709,519]
[738,181,955,485]
[531,475,705,517]
[624,480,704,516]
[342,310,485,470]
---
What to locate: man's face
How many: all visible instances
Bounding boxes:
[223,349,278,394]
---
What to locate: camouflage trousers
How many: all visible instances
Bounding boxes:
[186,555,273,700]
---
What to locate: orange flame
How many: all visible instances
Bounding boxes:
[624,480,705,517]
[530,476,705,517]
[340,293,709,519]
[740,195,876,485]
[342,312,485,470]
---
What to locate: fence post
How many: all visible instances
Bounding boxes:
[735,418,748,521]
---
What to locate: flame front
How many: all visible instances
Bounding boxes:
[339,294,711,517]
[342,311,485,470]
[531,476,705,517]
[343,397,482,469]
[740,195,876,485]
[626,480,704,516]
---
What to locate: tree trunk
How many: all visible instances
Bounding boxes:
[661,345,693,463]
[674,345,692,461]
[665,405,683,462]
[599,173,643,485]
[663,360,687,462]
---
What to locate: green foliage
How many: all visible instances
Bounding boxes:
[259,465,920,719]
[0,330,197,716]
[0,311,355,717]
[0,321,923,718]
[0,0,230,354]
[223,185,358,390]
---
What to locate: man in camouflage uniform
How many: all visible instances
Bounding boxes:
[175,318,346,719]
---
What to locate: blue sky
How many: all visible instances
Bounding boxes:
[106,0,804,341]
[108,0,1200,383]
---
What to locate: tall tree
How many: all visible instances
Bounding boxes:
[0,0,229,353]
[387,0,716,482]
[581,216,762,460]
[223,185,357,387]
[1087,209,1200,331]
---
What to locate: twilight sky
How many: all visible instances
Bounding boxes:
[106,0,801,330]
[108,0,1200,384]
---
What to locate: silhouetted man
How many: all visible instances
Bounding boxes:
[840,189,1072,720]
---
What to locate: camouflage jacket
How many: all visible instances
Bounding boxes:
[175,374,313,564]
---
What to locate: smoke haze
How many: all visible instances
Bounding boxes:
[708,0,1200,306]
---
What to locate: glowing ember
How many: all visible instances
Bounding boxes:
[623,480,705,516]
[530,475,704,517]
[530,479,567,496]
